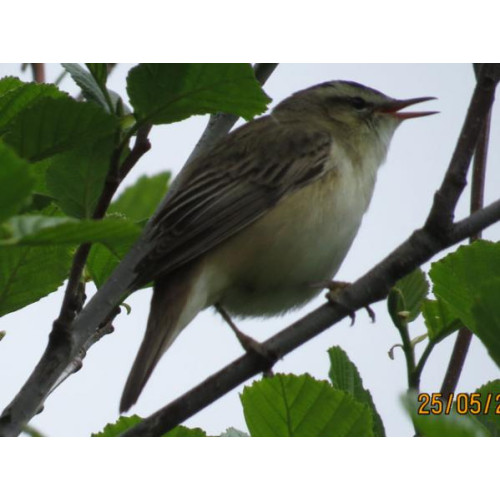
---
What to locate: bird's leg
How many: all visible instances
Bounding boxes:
[310,280,376,325]
[215,303,276,375]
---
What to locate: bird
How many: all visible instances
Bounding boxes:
[119,80,436,412]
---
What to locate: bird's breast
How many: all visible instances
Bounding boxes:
[205,157,379,317]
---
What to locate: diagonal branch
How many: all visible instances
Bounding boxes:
[424,65,497,235]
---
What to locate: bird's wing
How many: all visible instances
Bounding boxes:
[135,117,333,284]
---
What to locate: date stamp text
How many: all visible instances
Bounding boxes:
[417,392,500,415]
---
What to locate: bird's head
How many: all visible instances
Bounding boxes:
[272,80,437,145]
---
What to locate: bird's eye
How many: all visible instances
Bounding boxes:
[351,97,367,110]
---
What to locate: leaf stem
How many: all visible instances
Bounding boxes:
[411,339,436,391]
[98,64,117,114]
[398,322,417,389]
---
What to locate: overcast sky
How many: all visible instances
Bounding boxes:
[0,63,499,436]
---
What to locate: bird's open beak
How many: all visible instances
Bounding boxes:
[378,96,438,120]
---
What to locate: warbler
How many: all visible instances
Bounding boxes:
[120,80,436,412]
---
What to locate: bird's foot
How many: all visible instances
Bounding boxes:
[310,280,375,325]
[215,304,277,375]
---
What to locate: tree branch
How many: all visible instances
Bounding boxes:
[450,198,500,240]
[439,65,493,397]
[0,127,152,435]
[53,125,152,338]
[424,64,497,236]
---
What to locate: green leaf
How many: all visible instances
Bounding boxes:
[402,392,490,437]
[0,76,24,96]
[127,63,270,125]
[430,241,500,367]
[241,373,373,437]
[472,380,500,436]
[0,244,72,316]
[45,137,113,218]
[470,280,500,367]
[27,160,51,196]
[85,64,109,87]
[0,80,65,134]
[87,237,137,289]
[110,89,132,118]
[220,427,249,437]
[3,215,141,247]
[0,142,35,222]
[62,63,109,109]
[328,346,385,436]
[415,413,488,437]
[4,96,117,161]
[2,213,141,290]
[86,243,121,289]
[110,172,170,222]
[163,426,206,437]
[422,298,462,343]
[23,194,54,213]
[92,415,206,436]
[387,268,429,329]
[92,415,142,436]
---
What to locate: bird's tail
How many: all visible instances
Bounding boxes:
[119,267,204,413]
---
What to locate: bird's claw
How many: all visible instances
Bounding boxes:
[312,280,376,325]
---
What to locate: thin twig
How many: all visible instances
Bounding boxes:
[119,125,152,179]
[439,86,492,398]
[451,198,500,239]
[424,65,497,236]
[30,63,45,83]
[56,124,151,333]
[52,125,152,339]
[253,63,279,86]
[53,69,68,86]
